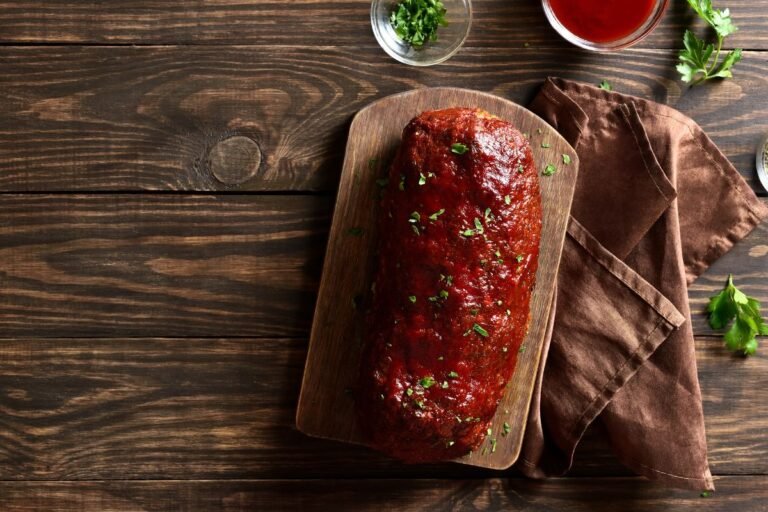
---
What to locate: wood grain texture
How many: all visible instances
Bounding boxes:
[0,195,330,337]
[1,476,765,512]
[1,46,766,192]
[297,88,579,470]
[0,195,763,338]
[0,336,764,481]
[0,0,765,50]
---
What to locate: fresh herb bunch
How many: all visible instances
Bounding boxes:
[677,0,743,85]
[390,0,448,48]
[707,275,768,356]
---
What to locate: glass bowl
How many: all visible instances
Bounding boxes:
[757,133,768,193]
[542,0,668,51]
[371,0,472,66]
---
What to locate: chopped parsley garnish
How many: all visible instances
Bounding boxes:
[411,225,421,236]
[494,250,502,258]
[541,142,551,148]
[440,274,454,286]
[448,371,459,378]
[519,345,526,353]
[418,172,427,185]
[451,142,469,154]
[348,227,364,236]
[473,323,489,337]
[390,0,448,48]
[491,438,497,453]
[473,217,484,234]
[439,289,449,299]
[504,195,511,205]
[502,422,511,436]
[460,228,476,237]
[599,80,613,91]
[408,295,417,303]
[420,376,436,388]
[409,211,421,223]
[517,164,524,174]
[516,255,524,263]
[469,308,479,316]
[406,387,414,396]
[414,399,425,409]
[543,164,557,176]
[429,208,446,221]
[562,154,571,165]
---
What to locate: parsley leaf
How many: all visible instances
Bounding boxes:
[472,323,489,338]
[678,0,742,85]
[707,274,767,356]
[543,164,557,176]
[598,80,613,91]
[390,0,448,48]
[451,142,469,155]
[420,376,436,388]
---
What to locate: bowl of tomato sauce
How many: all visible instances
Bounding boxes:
[542,0,669,51]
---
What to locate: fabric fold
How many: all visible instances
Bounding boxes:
[518,77,768,491]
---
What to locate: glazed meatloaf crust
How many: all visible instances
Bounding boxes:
[356,107,542,462]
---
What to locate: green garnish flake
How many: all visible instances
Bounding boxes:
[491,438,497,453]
[541,142,551,148]
[406,388,414,396]
[502,422,511,436]
[420,376,436,388]
[707,274,768,356]
[517,164,524,174]
[411,224,421,236]
[700,491,712,498]
[519,345,526,353]
[409,211,421,223]
[484,208,493,222]
[408,295,417,303]
[389,0,448,48]
[418,172,427,186]
[429,208,446,221]
[516,255,524,263]
[473,323,489,338]
[473,217,484,233]
[414,399,425,409]
[504,195,511,205]
[439,289,449,299]
[448,371,459,378]
[470,308,479,316]
[599,80,613,91]
[460,228,475,237]
[494,250,502,258]
[543,164,557,176]
[451,142,469,155]
[562,154,571,165]
[348,227,364,236]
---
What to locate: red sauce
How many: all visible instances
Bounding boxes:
[548,0,657,43]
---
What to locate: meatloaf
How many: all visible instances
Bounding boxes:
[355,107,542,462]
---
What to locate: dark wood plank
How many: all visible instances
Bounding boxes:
[0,477,765,512]
[0,0,765,50]
[0,195,330,337]
[1,46,766,192]
[0,336,764,480]
[0,195,763,337]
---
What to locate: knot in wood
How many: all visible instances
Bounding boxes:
[208,136,262,185]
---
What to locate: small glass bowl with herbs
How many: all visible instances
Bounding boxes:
[371,0,471,66]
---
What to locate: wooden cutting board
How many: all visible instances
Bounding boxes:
[296,87,579,470]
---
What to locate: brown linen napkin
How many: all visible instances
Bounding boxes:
[517,78,768,491]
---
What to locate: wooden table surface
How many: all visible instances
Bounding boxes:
[0,1,767,511]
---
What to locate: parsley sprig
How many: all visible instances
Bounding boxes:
[390,0,448,48]
[707,275,768,356]
[677,0,742,85]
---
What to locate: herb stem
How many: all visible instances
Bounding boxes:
[707,35,724,76]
